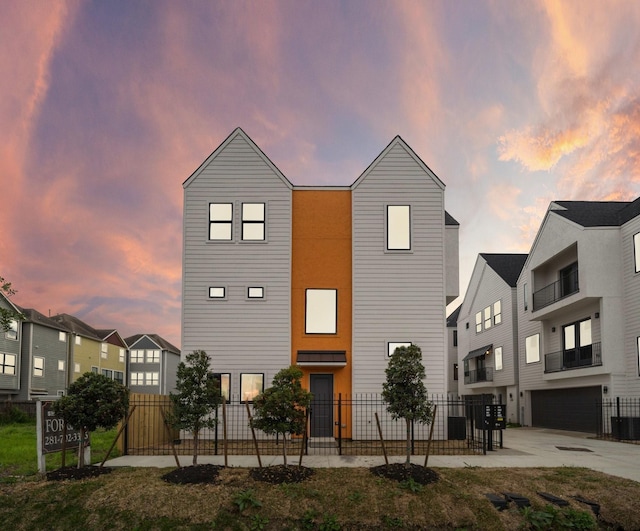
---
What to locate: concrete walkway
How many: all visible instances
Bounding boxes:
[104,427,640,483]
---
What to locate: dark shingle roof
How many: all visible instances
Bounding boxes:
[445,211,459,226]
[50,313,101,340]
[552,199,640,227]
[446,305,461,327]
[125,333,180,354]
[480,253,528,287]
[18,307,71,332]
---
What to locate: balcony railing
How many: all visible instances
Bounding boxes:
[464,367,494,385]
[544,342,602,373]
[533,267,579,311]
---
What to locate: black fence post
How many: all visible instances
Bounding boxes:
[214,405,219,455]
[338,393,342,456]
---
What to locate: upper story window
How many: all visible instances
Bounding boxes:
[101,343,108,359]
[386,205,411,250]
[242,203,265,241]
[59,331,66,342]
[209,287,226,299]
[5,320,18,340]
[0,353,16,375]
[525,333,540,364]
[475,312,482,333]
[119,348,125,363]
[58,360,65,371]
[209,203,233,241]
[212,372,230,401]
[33,356,44,377]
[483,306,492,329]
[453,330,458,347]
[493,300,502,325]
[388,341,411,357]
[240,373,264,403]
[523,283,528,311]
[75,335,82,346]
[146,350,160,363]
[634,233,640,273]
[495,346,503,371]
[130,350,144,363]
[305,289,337,334]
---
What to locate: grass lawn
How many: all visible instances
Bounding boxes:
[2,423,640,530]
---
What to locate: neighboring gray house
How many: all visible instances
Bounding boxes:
[18,307,70,400]
[125,334,180,395]
[0,292,22,400]
[457,253,527,424]
[516,198,640,431]
[446,305,461,396]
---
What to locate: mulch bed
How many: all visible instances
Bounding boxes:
[370,463,439,485]
[250,465,314,484]
[46,466,113,481]
[161,464,224,484]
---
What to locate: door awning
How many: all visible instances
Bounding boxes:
[463,344,493,361]
[296,350,347,367]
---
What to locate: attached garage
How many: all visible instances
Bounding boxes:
[531,386,601,432]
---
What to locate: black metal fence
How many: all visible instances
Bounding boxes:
[0,400,38,419]
[123,393,503,457]
[598,397,640,443]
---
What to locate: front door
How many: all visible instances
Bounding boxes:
[310,374,333,437]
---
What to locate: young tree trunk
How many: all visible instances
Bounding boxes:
[405,418,411,466]
[77,427,86,469]
[282,433,288,467]
[193,430,199,466]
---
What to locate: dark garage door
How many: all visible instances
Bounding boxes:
[531,386,601,432]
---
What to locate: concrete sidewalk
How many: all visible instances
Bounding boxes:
[104,427,640,483]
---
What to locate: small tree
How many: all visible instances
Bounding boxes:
[53,372,129,468]
[252,365,312,467]
[382,344,433,465]
[169,350,222,465]
[0,276,24,332]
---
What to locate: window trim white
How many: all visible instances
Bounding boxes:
[58,360,65,372]
[33,356,45,378]
[386,205,411,251]
[130,349,145,363]
[119,348,125,363]
[74,362,81,373]
[145,372,159,386]
[240,372,264,403]
[475,311,482,333]
[493,300,502,325]
[305,288,337,334]
[146,350,160,363]
[209,202,233,241]
[101,343,108,359]
[75,335,82,346]
[131,372,144,385]
[0,353,16,375]
[59,331,66,342]
[634,232,640,274]
[495,346,503,371]
[484,306,492,329]
[525,333,540,364]
[5,320,18,341]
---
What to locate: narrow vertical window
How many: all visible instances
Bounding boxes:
[119,348,125,363]
[453,330,458,347]
[58,360,65,371]
[212,372,231,401]
[526,334,540,363]
[634,233,640,273]
[493,300,502,325]
[6,320,18,340]
[495,346,503,371]
[453,363,458,381]
[209,203,233,241]
[484,306,492,329]
[242,203,265,241]
[637,336,640,376]
[305,289,337,334]
[101,343,108,359]
[74,363,81,373]
[387,205,411,250]
[524,283,528,311]
[475,312,482,333]
[59,331,66,342]
[33,356,44,377]
[75,336,82,346]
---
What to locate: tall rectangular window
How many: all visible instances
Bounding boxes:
[634,233,640,273]
[526,334,540,364]
[240,373,264,403]
[0,354,16,375]
[493,300,502,325]
[453,330,458,347]
[75,336,82,345]
[495,346,503,371]
[523,283,528,311]
[33,356,44,377]
[475,312,482,333]
[484,306,492,329]
[212,372,231,401]
[119,348,125,363]
[387,205,411,250]
[6,320,18,340]
[101,343,108,359]
[74,362,80,373]
[59,331,66,342]
[58,360,65,372]
[453,363,458,381]
[242,203,265,241]
[209,203,233,241]
[305,289,337,334]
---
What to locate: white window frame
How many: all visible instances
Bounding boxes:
[209,287,226,299]
[634,233,640,274]
[240,373,264,403]
[75,335,82,346]
[387,341,412,357]
[475,312,482,333]
[101,343,108,359]
[74,362,81,373]
[484,306,492,329]
[33,356,44,377]
[146,350,160,363]
[0,353,16,375]
[146,372,159,386]
[526,333,540,364]
[305,288,337,334]
[119,348,125,363]
[58,360,65,372]
[247,286,265,299]
[493,300,502,325]
[130,350,144,363]
[209,202,233,241]
[495,346,503,371]
[6,320,18,340]
[523,283,528,311]
[59,331,66,342]
[241,202,266,241]
[131,372,144,385]
[386,205,411,251]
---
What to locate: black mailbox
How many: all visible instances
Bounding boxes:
[484,404,506,430]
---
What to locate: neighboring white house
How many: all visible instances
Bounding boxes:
[457,254,527,424]
[446,305,460,396]
[516,198,640,431]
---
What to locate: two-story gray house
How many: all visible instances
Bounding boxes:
[0,292,22,400]
[125,334,180,395]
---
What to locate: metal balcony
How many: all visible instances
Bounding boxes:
[544,342,602,373]
[533,267,579,311]
[464,367,494,385]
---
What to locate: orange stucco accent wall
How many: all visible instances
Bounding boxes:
[291,190,352,410]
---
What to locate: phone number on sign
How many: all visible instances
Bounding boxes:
[44,432,86,446]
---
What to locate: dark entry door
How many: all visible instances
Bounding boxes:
[310,374,333,437]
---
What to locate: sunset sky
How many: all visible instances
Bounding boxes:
[2,1,640,349]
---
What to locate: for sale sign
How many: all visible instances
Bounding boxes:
[40,401,90,454]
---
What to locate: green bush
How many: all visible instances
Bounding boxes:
[0,406,32,425]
